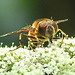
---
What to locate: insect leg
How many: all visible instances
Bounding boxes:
[19,33,43,50]
[19,33,39,51]
[10,33,36,51]
[19,33,36,45]
[9,45,24,52]
[19,33,23,46]
[9,33,26,51]
[28,40,43,50]
[10,33,33,51]
[28,41,35,51]
[49,38,53,43]
[28,41,39,51]
[57,29,68,39]
[52,37,63,47]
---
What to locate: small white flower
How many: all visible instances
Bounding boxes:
[69,47,75,52]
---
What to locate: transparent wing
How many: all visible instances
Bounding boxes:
[0,25,33,37]
[55,19,68,24]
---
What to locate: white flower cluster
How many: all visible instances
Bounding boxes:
[0,38,75,75]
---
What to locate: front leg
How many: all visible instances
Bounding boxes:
[52,37,63,47]
[57,29,68,39]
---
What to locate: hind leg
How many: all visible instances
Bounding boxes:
[9,33,36,51]
[19,33,36,45]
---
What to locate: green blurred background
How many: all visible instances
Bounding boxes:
[0,0,75,46]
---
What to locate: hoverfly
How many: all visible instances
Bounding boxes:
[0,18,68,51]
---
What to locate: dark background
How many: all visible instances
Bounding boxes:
[0,0,75,47]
